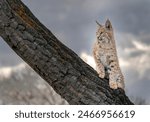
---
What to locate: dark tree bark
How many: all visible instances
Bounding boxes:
[0,0,133,105]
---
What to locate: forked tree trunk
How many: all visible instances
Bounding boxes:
[0,0,133,105]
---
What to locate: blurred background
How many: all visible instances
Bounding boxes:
[0,0,150,104]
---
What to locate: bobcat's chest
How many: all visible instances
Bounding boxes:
[96,50,110,67]
[99,54,107,66]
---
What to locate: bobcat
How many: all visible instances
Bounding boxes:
[93,19,125,89]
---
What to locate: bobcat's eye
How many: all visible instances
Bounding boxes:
[100,32,103,35]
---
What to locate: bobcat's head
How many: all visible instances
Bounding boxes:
[96,19,114,44]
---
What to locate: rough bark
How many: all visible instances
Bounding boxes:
[0,0,133,105]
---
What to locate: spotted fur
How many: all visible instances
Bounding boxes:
[93,19,125,89]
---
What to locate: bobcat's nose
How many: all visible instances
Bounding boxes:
[102,37,105,40]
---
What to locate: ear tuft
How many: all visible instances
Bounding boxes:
[96,20,102,27]
[105,19,112,30]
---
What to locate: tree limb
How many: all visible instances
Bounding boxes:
[0,0,133,105]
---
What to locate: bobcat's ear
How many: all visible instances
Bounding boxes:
[96,20,102,27]
[105,19,112,30]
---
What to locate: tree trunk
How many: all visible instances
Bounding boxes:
[0,0,133,105]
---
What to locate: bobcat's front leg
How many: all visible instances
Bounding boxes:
[96,62,105,78]
[93,44,105,78]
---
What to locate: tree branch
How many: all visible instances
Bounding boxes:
[0,0,133,105]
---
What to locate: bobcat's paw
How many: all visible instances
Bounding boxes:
[98,71,105,78]
[109,81,118,89]
[117,82,125,90]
